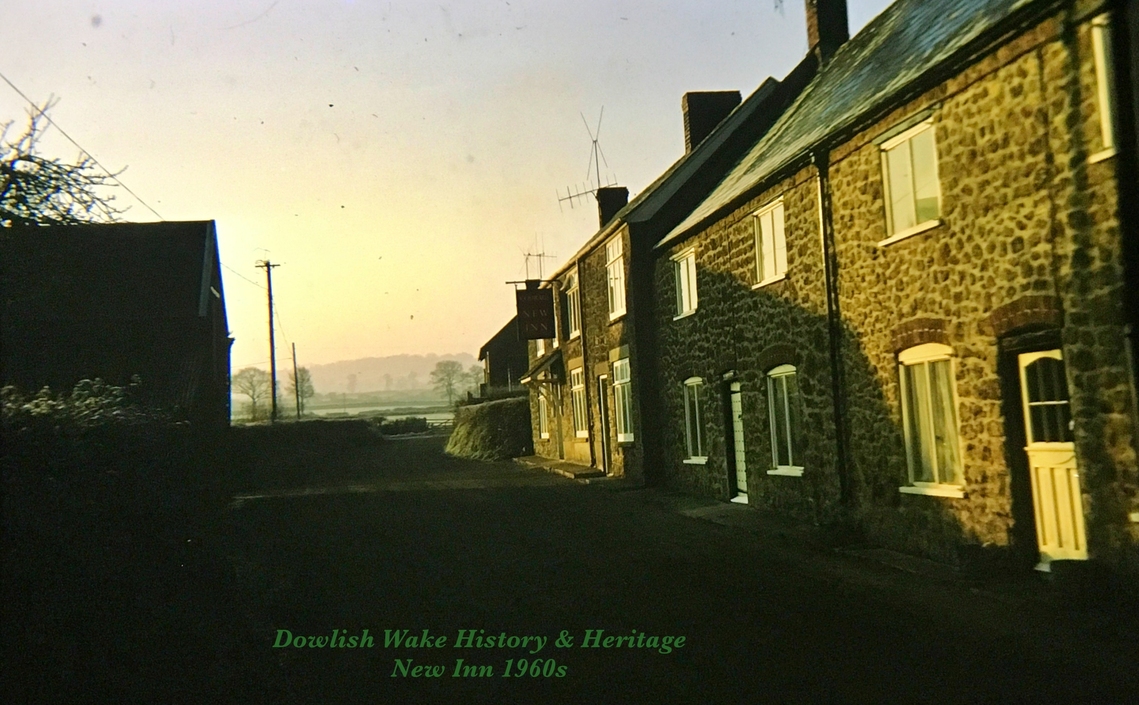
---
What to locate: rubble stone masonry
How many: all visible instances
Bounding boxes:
[651,4,1138,574]
[654,169,842,521]
[828,6,1137,569]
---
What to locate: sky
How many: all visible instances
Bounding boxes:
[0,0,893,370]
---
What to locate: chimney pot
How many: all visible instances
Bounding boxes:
[805,0,849,63]
[682,91,742,153]
[596,186,628,228]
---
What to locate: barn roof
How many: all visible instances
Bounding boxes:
[0,220,225,323]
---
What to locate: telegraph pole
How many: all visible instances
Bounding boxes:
[256,260,281,422]
[292,342,301,420]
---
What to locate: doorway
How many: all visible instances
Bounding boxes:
[726,381,748,503]
[597,375,611,474]
[1017,349,1087,571]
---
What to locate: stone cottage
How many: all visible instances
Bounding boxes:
[523,58,819,481]
[652,0,1139,575]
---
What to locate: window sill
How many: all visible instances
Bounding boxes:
[617,435,634,444]
[1089,147,1116,164]
[877,219,941,247]
[569,332,581,341]
[609,312,626,324]
[673,310,696,321]
[539,434,550,440]
[683,456,708,465]
[730,494,749,504]
[767,467,804,477]
[574,433,589,440]
[899,484,965,499]
[752,273,787,290]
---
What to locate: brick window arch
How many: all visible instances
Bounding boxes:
[891,317,949,354]
[988,296,1063,338]
[756,343,801,373]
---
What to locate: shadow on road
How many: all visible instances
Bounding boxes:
[7,428,1139,703]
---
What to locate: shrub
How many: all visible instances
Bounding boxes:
[1,379,218,520]
[378,416,429,435]
[445,397,532,461]
[1,376,165,431]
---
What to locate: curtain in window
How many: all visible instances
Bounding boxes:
[910,129,939,223]
[928,360,960,484]
[685,382,703,457]
[902,359,960,484]
[902,363,935,483]
[887,143,917,232]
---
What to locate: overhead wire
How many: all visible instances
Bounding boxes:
[222,263,266,289]
[0,69,166,222]
[2,70,272,298]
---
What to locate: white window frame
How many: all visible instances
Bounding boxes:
[766,364,804,477]
[683,377,706,463]
[570,367,588,438]
[1090,14,1117,163]
[878,119,942,246]
[537,393,550,439]
[672,248,698,319]
[897,343,965,498]
[606,237,627,320]
[565,272,581,340]
[535,338,546,357]
[613,359,634,442]
[752,198,788,288]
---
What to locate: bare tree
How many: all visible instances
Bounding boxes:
[233,367,271,421]
[287,367,316,415]
[1,98,124,227]
[430,360,464,405]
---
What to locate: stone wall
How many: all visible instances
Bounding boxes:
[653,169,843,522]
[827,8,1138,567]
[580,226,636,477]
[648,5,1138,572]
[528,265,591,466]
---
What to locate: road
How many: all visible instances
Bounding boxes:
[9,432,1136,704]
[219,435,1138,704]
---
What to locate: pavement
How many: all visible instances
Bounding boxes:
[514,453,1138,618]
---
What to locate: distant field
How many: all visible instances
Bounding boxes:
[308,405,453,422]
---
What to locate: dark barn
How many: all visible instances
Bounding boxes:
[0,221,233,429]
[478,316,528,395]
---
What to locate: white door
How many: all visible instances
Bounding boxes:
[730,382,747,499]
[1018,350,1087,571]
[597,375,610,474]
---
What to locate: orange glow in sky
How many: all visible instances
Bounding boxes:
[1,0,892,368]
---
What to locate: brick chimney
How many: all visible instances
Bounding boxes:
[805,0,848,63]
[682,91,742,153]
[596,186,628,228]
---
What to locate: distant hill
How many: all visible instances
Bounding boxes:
[306,353,478,394]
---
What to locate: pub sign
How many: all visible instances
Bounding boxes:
[516,283,555,340]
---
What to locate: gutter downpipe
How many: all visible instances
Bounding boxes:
[1115,0,1139,474]
[814,149,853,507]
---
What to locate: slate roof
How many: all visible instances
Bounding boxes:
[0,220,224,323]
[660,0,1043,248]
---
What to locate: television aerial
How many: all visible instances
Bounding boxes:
[558,107,618,211]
